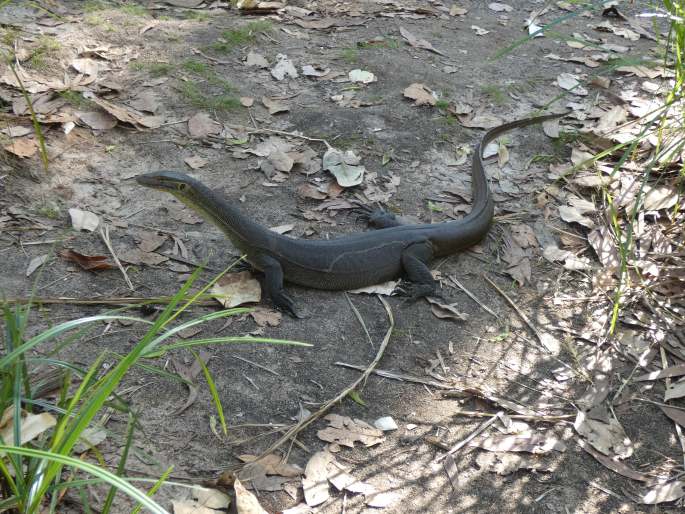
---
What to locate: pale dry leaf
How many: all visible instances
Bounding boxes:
[184,155,208,169]
[26,254,49,277]
[239,453,303,478]
[399,26,445,55]
[0,409,56,446]
[303,450,334,506]
[577,438,650,482]
[471,25,490,36]
[322,148,366,187]
[574,410,633,458]
[82,91,162,129]
[557,73,588,96]
[210,271,261,308]
[458,112,503,129]
[348,69,376,83]
[426,296,469,321]
[4,137,37,158]
[366,491,401,508]
[128,91,160,113]
[559,205,595,229]
[643,185,679,211]
[240,96,254,107]
[69,208,100,232]
[250,308,282,327]
[271,54,298,81]
[270,223,295,234]
[302,64,330,77]
[664,380,685,402]
[642,481,685,505]
[1,126,32,137]
[72,57,110,76]
[635,364,685,382]
[450,6,468,15]
[188,112,221,138]
[348,280,397,295]
[317,414,385,448]
[661,406,685,429]
[118,247,169,266]
[403,83,437,106]
[262,96,290,115]
[472,432,566,453]
[76,111,118,130]
[489,2,513,12]
[73,426,108,454]
[588,228,620,268]
[234,478,269,513]
[245,51,269,68]
[137,231,166,253]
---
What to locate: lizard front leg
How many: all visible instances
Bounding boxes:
[253,254,301,318]
[400,241,437,298]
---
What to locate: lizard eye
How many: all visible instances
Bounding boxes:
[178,183,188,192]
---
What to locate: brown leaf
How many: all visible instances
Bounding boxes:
[403,83,436,106]
[261,96,290,115]
[26,254,49,277]
[76,111,118,130]
[118,248,169,266]
[471,432,566,453]
[399,26,445,55]
[297,183,327,200]
[577,438,650,482]
[210,271,261,308]
[59,249,115,271]
[82,91,162,129]
[426,296,469,321]
[317,414,385,448]
[642,481,685,505]
[661,406,685,429]
[188,112,221,138]
[4,137,37,158]
[184,155,208,169]
[250,308,282,327]
[136,231,167,253]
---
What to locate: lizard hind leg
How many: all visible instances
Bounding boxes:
[399,241,437,299]
[254,254,303,318]
[367,210,403,229]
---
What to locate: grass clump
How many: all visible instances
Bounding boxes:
[339,46,359,63]
[481,84,507,105]
[27,36,61,70]
[178,81,240,111]
[0,268,307,511]
[211,20,272,52]
[58,90,94,109]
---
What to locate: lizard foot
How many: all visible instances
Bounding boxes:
[397,282,437,302]
[271,291,305,319]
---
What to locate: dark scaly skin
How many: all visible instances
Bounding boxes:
[136,112,567,315]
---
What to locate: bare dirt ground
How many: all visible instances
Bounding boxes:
[1,1,684,513]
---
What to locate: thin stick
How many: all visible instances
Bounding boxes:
[255,295,394,460]
[433,411,503,463]
[246,127,333,150]
[334,362,453,389]
[232,354,280,376]
[448,276,498,318]
[1,296,218,307]
[345,292,374,349]
[100,225,134,291]
[451,410,574,422]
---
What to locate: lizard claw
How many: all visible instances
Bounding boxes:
[272,291,305,319]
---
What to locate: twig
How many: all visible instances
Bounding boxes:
[433,411,503,463]
[246,127,333,150]
[255,295,394,460]
[1,296,218,307]
[448,276,498,318]
[334,362,453,389]
[232,354,280,376]
[345,292,374,349]
[100,225,134,291]
[451,410,574,422]
[191,47,233,65]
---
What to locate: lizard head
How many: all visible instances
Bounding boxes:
[136,171,202,199]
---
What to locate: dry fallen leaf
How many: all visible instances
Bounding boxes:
[348,69,376,84]
[188,112,221,138]
[136,231,167,253]
[271,54,298,81]
[476,452,553,475]
[399,26,445,55]
[471,25,490,36]
[403,83,437,106]
[348,280,397,295]
[261,96,290,115]
[574,410,633,459]
[245,50,269,68]
[210,271,261,308]
[557,73,588,96]
[426,296,469,321]
[0,407,56,446]
[642,481,685,505]
[317,414,385,448]
[76,111,118,130]
[69,208,100,232]
[470,432,566,453]
[118,247,169,266]
[4,137,37,158]
[26,254,49,277]
[303,450,334,507]
[184,155,208,169]
[59,249,115,271]
[322,148,366,187]
[559,204,595,229]
[250,308,282,327]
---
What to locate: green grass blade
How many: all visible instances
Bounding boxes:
[102,412,136,513]
[131,466,173,514]
[191,350,227,435]
[0,446,169,514]
[156,336,311,354]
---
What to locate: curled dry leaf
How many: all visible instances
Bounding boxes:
[399,26,445,55]
[322,148,366,187]
[4,137,37,158]
[76,111,118,130]
[118,247,169,266]
[0,408,56,446]
[262,96,290,115]
[348,280,397,295]
[471,25,490,36]
[271,54,298,81]
[348,69,376,84]
[317,414,385,448]
[403,83,436,106]
[82,91,162,129]
[59,249,115,271]
[210,271,261,308]
[188,112,221,138]
[426,296,468,321]
[69,208,100,232]
[559,204,595,229]
[26,254,49,277]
